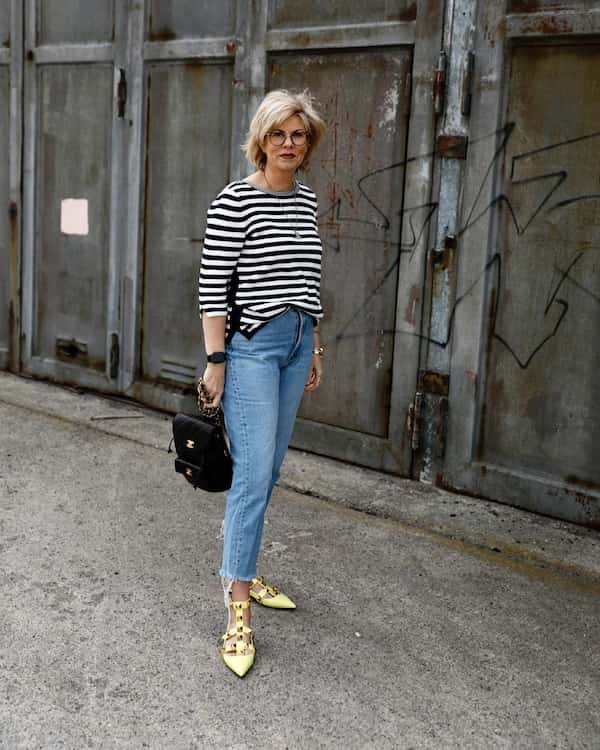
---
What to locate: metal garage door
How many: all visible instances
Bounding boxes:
[127,1,443,476]
[442,1,600,525]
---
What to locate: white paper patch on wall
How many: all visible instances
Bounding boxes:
[61,199,89,235]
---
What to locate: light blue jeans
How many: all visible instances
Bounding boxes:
[220,308,314,583]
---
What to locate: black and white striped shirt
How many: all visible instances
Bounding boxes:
[198,180,323,338]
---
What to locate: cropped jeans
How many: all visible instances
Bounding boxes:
[220,308,314,584]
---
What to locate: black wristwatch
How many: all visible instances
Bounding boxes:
[206,351,226,364]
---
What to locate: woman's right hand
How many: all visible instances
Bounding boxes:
[198,363,226,408]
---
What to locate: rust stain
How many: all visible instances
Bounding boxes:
[418,369,449,396]
[327,180,337,208]
[465,369,478,396]
[529,15,572,35]
[148,27,177,42]
[400,6,417,22]
[436,134,469,160]
[564,475,600,492]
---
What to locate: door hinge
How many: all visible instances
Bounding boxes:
[117,68,127,118]
[402,71,412,117]
[433,51,447,116]
[407,391,424,451]
[461,51,475,117]
[109,332,120,379]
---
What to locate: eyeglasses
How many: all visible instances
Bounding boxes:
[267,129,308,147]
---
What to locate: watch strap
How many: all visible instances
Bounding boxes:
[207,351,226,364]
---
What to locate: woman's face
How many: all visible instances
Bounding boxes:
[262,114,309,174]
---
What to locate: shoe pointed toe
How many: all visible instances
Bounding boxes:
[222,652,255,678]
[262,592,296,609]
[250,577,296,609]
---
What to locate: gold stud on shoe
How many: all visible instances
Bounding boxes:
[250,576,296,609]
[219,599,255,678]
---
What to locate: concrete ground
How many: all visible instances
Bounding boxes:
[0,371,599,750]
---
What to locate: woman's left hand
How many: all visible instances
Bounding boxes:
[304,354,323,392]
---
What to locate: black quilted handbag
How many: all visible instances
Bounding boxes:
[169,395,232,492]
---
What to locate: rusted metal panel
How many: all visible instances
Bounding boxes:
[265,22,416,51]
[418,369,449,396]
[32,64,113,371]
[139,63,233,389]
[435,134,469,159]
[143,38,236,61]
[480,44,600,487]
[506,9,600,37]
[270,48,412,439]
[268,0,417,28]
[130,1,441,477]
[444,0,600,526]
[147,0,235,40]
[38,0,115,44]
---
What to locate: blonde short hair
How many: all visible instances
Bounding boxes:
[243,89,326,170]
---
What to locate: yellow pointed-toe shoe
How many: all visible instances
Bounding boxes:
[249,576,296,609]
[220,599,255,678]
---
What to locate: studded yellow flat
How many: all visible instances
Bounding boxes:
[220,599,255,678]
[249,576,296,609]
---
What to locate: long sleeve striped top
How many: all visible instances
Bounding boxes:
[198,179,323,338]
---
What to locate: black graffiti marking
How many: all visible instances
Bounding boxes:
[510,129,600,170]
[325,123,600,369]
[459,170,567,239]
[460,122,515,235]
[336,250,581,372]
[548,194,600,212]
[318,202,439,257]
[493,252,583,370]
[334,256,403,343]
[554,262,600,307]
[401,203,439,258]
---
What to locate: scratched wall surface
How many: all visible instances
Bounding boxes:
[0,65,8,352]
[140,63,233,387]
[270,49,412,437]
[34,65,112,370]
[268,0,417,26]
[481,45,600,485]
[147,0,235,40]
[38,0,114,44]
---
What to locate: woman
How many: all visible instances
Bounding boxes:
[198,89,326,677]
